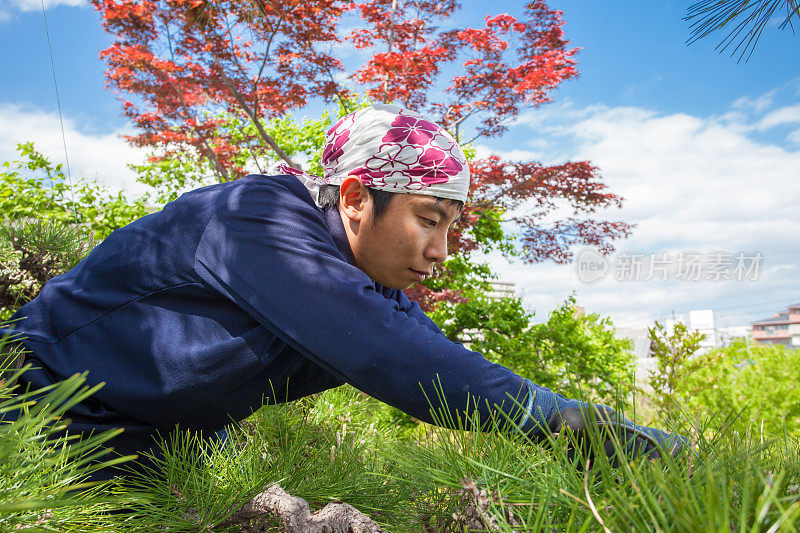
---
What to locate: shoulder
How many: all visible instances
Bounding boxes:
[176,174,314,211]
[213,174,319,219]
[196,174,335,256]
[231,173,314,202]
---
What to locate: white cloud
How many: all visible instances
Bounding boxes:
[757,104,800,130]
[488,94,800,328]
[473,144,544,162]
[565,109,799,234]
[732,89,777,113]
[8,0,85,11]
[0,103,148,195]
[0,0,85,21]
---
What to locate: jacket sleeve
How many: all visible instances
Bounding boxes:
[193,177,557,432]
[375,284,444,336]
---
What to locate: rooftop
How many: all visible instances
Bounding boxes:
[752,312,792,325]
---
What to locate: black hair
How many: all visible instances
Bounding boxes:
[317,184,464,221]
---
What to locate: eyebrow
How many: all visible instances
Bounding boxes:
[423,200,462,225]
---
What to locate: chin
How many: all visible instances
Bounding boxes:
[376,276,412,290]
[366,269,415,290]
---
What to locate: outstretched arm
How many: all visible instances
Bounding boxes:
[193,177,550,432]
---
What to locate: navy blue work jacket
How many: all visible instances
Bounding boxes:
[6,174,559,444]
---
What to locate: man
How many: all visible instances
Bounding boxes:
[3,104,682,475]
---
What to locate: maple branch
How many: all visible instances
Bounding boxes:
[463,110,502,144]
[383,0,399,103]
[452,108,479,143]
[257,24,281,82]
[258,0,303,76]
[189,134,232,183]
[164,17,175,62]
[462,132,482,146]
[154,74,231,182]
[387,0,399,53]
[319,60,353,113]
[222,78,299,169]
[194,132,231,182]
[223,15,247,76]
[255,4,290,91]
[234,119,268,173]
[222,13,260,116]
[403,25,422,108]
[153,16,231,182]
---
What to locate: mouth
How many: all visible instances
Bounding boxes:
[409,268,430,282]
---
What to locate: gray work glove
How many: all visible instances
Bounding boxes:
[542,400,686,467]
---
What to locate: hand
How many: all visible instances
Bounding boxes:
[543,401,686,467]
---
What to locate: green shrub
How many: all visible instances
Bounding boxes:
[525,295,636,404]
[0,142,148,240]
[0,219,95,319]
[643,320,706,419]
[0,333,136,530]
[682,339,800,440]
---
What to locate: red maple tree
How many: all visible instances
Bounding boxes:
[344,0,632,306]
[92,0,349,180]
[93,0,633,308]
[350,0,579,141]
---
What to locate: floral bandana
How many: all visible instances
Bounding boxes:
[277,104,470,205]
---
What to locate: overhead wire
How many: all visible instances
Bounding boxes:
[40,0,78,224]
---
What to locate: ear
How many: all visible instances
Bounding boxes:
[339,176,369,223]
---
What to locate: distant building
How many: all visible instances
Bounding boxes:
[488,281,516,300]
[619,309,751,386]
[717,325,751,345]
[751,303,800,347]
[460,281,517,348]
[615,326,656,384]
[689,309,719,352]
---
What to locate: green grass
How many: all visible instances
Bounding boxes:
[2,381,799,532]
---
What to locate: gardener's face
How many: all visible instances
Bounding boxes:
[340,178,461,289]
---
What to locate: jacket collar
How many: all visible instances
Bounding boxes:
[322,207,356,266]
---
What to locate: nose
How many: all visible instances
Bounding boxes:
[425,229,448,264]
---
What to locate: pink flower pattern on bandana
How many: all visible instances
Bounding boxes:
[321,113,356,172]
[351,114,465,188]
[382,115,438,145]
[278,104,470,203]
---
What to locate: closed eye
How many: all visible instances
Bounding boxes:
[421,217,438,228]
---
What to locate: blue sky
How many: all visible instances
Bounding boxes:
[1,0,798,329]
